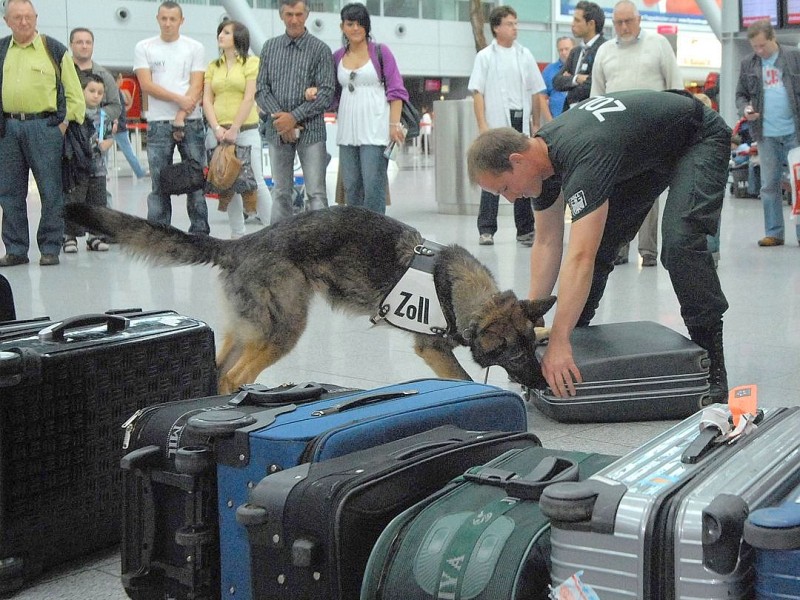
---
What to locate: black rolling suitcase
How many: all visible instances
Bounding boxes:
[0,310,216,592]
[526,321,711,422]
[120,381,362,600]
[234,426,542,600]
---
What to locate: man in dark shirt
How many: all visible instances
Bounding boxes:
[552,1,606,111]
[256,0,334,224]
[467,89,731,405]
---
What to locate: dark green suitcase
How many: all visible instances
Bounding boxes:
[361,447,618,600]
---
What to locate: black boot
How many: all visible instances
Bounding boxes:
[688,323,728,405]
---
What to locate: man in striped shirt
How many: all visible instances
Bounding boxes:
[256,0,335,224]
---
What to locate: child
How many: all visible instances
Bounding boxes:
[63,73,114,252]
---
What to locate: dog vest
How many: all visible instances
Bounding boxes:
[372,241,450,336]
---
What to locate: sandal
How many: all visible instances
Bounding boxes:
[87,237,109,252]
[172,123,185,142]
[62,238,78,253]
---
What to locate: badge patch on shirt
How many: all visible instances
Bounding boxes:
[568,190,587,216]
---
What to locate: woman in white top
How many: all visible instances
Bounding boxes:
[332,3,409,214]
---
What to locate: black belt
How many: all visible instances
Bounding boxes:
[3,111,56,121]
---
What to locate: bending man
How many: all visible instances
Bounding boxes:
[467,90,730,404]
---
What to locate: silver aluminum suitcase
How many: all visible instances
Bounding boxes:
[540,405,800,599]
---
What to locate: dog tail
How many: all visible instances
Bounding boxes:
[64,204,228,268]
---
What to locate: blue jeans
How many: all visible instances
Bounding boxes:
[339,144,388,214]
[758,133,800,240]
[267,140,328,224]
[145,119,209,234]
[114,129,146,178]
[0,118,65,256]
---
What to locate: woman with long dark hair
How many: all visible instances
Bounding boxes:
[202,20,271,237]
[332,3,409,213]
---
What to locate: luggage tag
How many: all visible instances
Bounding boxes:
[724,384,762,443]
[549,570,600,600]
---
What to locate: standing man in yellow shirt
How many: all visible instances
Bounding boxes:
[0,0,85,267]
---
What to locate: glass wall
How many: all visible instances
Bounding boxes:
[140,0,496,20]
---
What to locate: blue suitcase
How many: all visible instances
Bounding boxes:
[121,378,527,600]
[744,481,800,599]
[213,378,528,600]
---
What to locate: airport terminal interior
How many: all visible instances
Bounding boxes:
[5,144,800,599]
[2,0,800,598]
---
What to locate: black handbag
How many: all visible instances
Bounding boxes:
[159,159,205,196]
[376,44,420,139]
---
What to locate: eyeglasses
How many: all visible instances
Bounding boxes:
[347,71,357,92]
[612,18,638,27]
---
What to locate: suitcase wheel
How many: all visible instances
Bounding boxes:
[174,525,214,547]
[174,446,212,475]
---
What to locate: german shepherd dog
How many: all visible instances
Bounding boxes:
[65,205,555,393]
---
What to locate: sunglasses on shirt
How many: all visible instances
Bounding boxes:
[348,71,357,92]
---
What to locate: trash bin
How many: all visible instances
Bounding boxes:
[434,98,508,215]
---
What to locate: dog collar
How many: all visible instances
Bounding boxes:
[372,241,452,336]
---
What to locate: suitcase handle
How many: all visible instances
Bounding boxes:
[38,313,129,342]
[229,382,327,406]
[463,456,579,501]
[392,440,465,461]
[310,390,418,416]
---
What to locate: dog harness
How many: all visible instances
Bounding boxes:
[371,241,451,336]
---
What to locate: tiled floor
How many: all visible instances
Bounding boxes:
[2,147,799,598]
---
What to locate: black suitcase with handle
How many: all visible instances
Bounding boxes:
[0,310,216,593]
[235,426,543,600]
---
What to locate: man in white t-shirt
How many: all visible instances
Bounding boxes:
[468,5,546,247]
[133,0,208,233]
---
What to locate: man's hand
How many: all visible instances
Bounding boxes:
[541,337,582,398]
[280,129,299,144]
[176,95,197,113]
[58,121,69,135]
[272,112,298,136]
[575,74,589,85]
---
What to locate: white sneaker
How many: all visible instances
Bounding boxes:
[479,233,494,245]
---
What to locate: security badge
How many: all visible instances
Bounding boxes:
[372,241,449,335]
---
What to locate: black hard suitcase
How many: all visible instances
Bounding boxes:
[526,321,711,422]
[0,310,216,592]
[235,426,543,600]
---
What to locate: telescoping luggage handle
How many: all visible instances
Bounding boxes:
[37,313,130,342]
[463,455,580,502]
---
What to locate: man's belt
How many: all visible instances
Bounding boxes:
[3,111,56,121]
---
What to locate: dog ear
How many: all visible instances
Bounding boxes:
[520,296,556,323]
